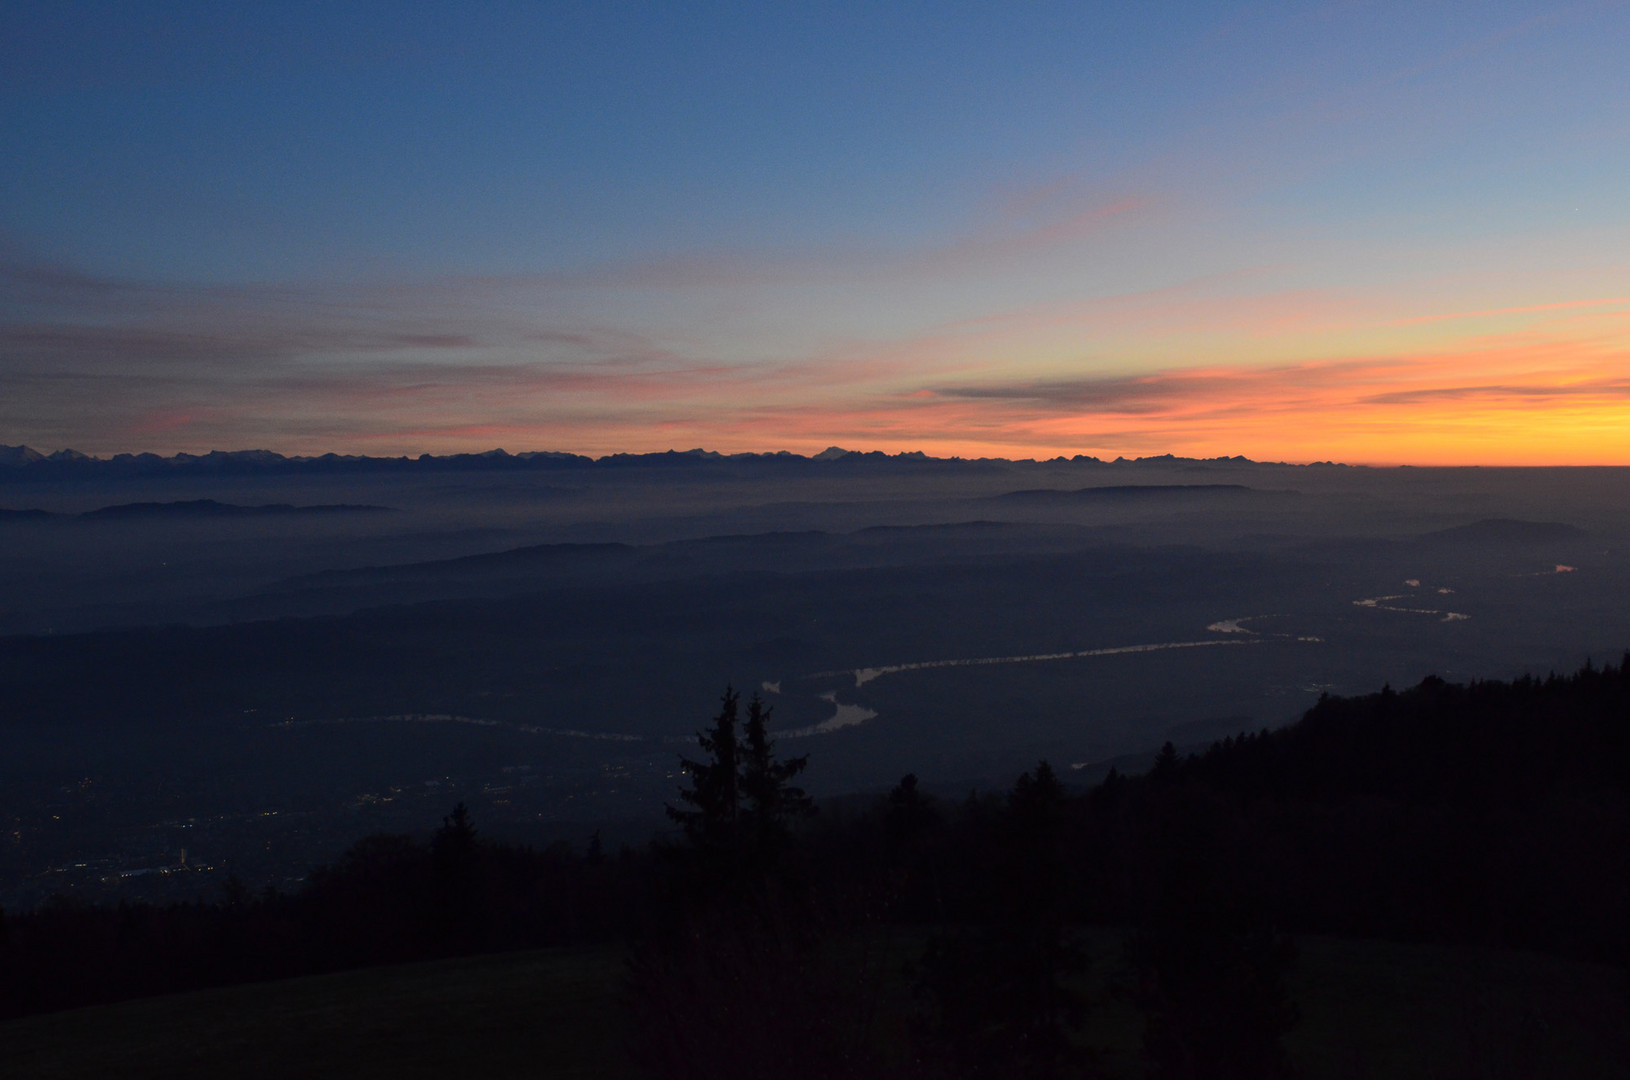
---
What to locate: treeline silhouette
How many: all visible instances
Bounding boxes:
[0,803,643,1020]
[3,659,1629,1073]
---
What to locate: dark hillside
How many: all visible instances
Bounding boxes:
[1077,659,1630,960]
[4,659,1630,1074]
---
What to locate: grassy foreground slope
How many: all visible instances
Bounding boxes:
[1282,936,1630,1080]
[2,933,1627,1079]
[0,946,638,1080]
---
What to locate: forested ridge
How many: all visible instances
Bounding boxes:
[3,658,1629,1075]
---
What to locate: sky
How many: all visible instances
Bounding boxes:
[3,1,1630,465]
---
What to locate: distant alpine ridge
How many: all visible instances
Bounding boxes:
[0,444,1315,478]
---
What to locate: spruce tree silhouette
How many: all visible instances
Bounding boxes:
[739,692,813,867]
[884,773,936,859]
[665,687,746,892]
[667,688,816,880]
[636,688,876,1080]
[668,686,743,864]
[1150,741,1181,781]
[432,802,480,945]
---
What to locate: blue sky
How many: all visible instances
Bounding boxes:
[4,2,1630,462]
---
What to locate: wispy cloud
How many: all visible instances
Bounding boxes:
[1359,378,1630,406]
[7,228,1630,465]
[1391,296,1630,326]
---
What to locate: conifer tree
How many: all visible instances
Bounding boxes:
[668,688,816,871]
[668,686,743,854]
[739,692,813,860]
[432,802,481,943]
[1151,741,1181,781]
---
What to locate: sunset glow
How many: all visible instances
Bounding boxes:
[5,3,1629,464]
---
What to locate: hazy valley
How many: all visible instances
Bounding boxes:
[3,448,1628,909]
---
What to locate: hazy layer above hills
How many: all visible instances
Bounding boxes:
[2,448,1628,906]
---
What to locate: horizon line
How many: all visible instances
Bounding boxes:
[7,441,1626,470]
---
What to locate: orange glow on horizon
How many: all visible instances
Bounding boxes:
[572,330,1630,467]
[37,279,1630,468]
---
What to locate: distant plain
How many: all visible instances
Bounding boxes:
[3,451,1628,907]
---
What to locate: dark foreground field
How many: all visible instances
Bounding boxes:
[3,931,1626,1079]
